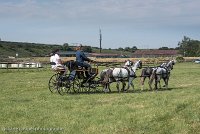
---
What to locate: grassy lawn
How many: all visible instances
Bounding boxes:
[0,62,200,134]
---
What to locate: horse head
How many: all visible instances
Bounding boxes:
[135,60,142,69]
[124,60,133,67]
[166,60,175,71]
[128,60,142,72]
[160,63,167,68]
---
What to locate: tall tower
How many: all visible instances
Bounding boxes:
[99,29,102,53]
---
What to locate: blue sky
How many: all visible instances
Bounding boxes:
[0,0,200,49]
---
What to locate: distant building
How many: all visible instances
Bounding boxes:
[132,49,180,58]
[89,53,120,58]
[59,51,78,57]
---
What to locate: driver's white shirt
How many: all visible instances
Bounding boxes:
[50,54,61,69]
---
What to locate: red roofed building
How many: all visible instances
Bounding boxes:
[132,49,180,58]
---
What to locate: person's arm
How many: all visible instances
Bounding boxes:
[80,51,92,62]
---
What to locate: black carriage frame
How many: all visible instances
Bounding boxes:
[48,64,102,95]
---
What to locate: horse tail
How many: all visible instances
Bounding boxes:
[100,69,114,85]
[99,70,107,82]
[140,68,145,77]
[149,69,157,81]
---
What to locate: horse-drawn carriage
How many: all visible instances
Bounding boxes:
[48,59,175,95]
[48,60,102,95]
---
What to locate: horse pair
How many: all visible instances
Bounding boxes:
[140,60,175,90]
[100,60,142,92]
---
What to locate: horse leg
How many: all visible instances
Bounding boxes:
[148,75,155,90]
[122,81,126,92]
[124,82,127,91]
[103,84,107,93]
[154,77,158,90]
[164,77,169,89]
[125,80,130,91]
[102,82,109,93]
[148,79,153,90]
[116,81,120,93]
[128,77,134,91]
[108,83,111,92]
[158,80,161,89]
[155,76,161,90]
[140,77,146,90]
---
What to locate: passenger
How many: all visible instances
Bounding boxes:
[50,49,67,75]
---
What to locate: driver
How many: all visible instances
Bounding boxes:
[75,44,93,78]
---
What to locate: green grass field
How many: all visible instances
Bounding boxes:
[0,63,200,134]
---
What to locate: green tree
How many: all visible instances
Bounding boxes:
[131,46,138,52]
[117,47,124,51]
[83,46,92,53]
[178,36,200,57]
[63,43,73,51]
[124,47,131,52]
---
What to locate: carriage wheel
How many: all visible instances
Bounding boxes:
[72,76,83,93]
[89,78,103,93]
[89,82,101,93]
[48,73,59,93]
[57,75,72,95]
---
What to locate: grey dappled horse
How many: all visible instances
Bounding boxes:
[148,60,175,90]
[140,66,154,90]
[140,61,170,90]
[100,60,142,92]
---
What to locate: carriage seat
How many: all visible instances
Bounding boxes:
[77,66,85,70]
[75,61,89,71]
[50,62,66,73]
[50,62,56,65]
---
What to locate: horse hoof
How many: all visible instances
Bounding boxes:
[103,89,109,93]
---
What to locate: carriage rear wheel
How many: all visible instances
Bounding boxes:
[48,73,59,93]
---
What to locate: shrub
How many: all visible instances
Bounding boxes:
[176,56,184,62]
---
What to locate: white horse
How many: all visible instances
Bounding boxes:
[100,60,142,92]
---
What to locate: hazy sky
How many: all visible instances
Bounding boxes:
[0,0,200,49]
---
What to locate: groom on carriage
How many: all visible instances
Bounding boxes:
[50,49,67,75]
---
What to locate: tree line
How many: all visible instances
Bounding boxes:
[178,36,200,57]
[0,36,200,58]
